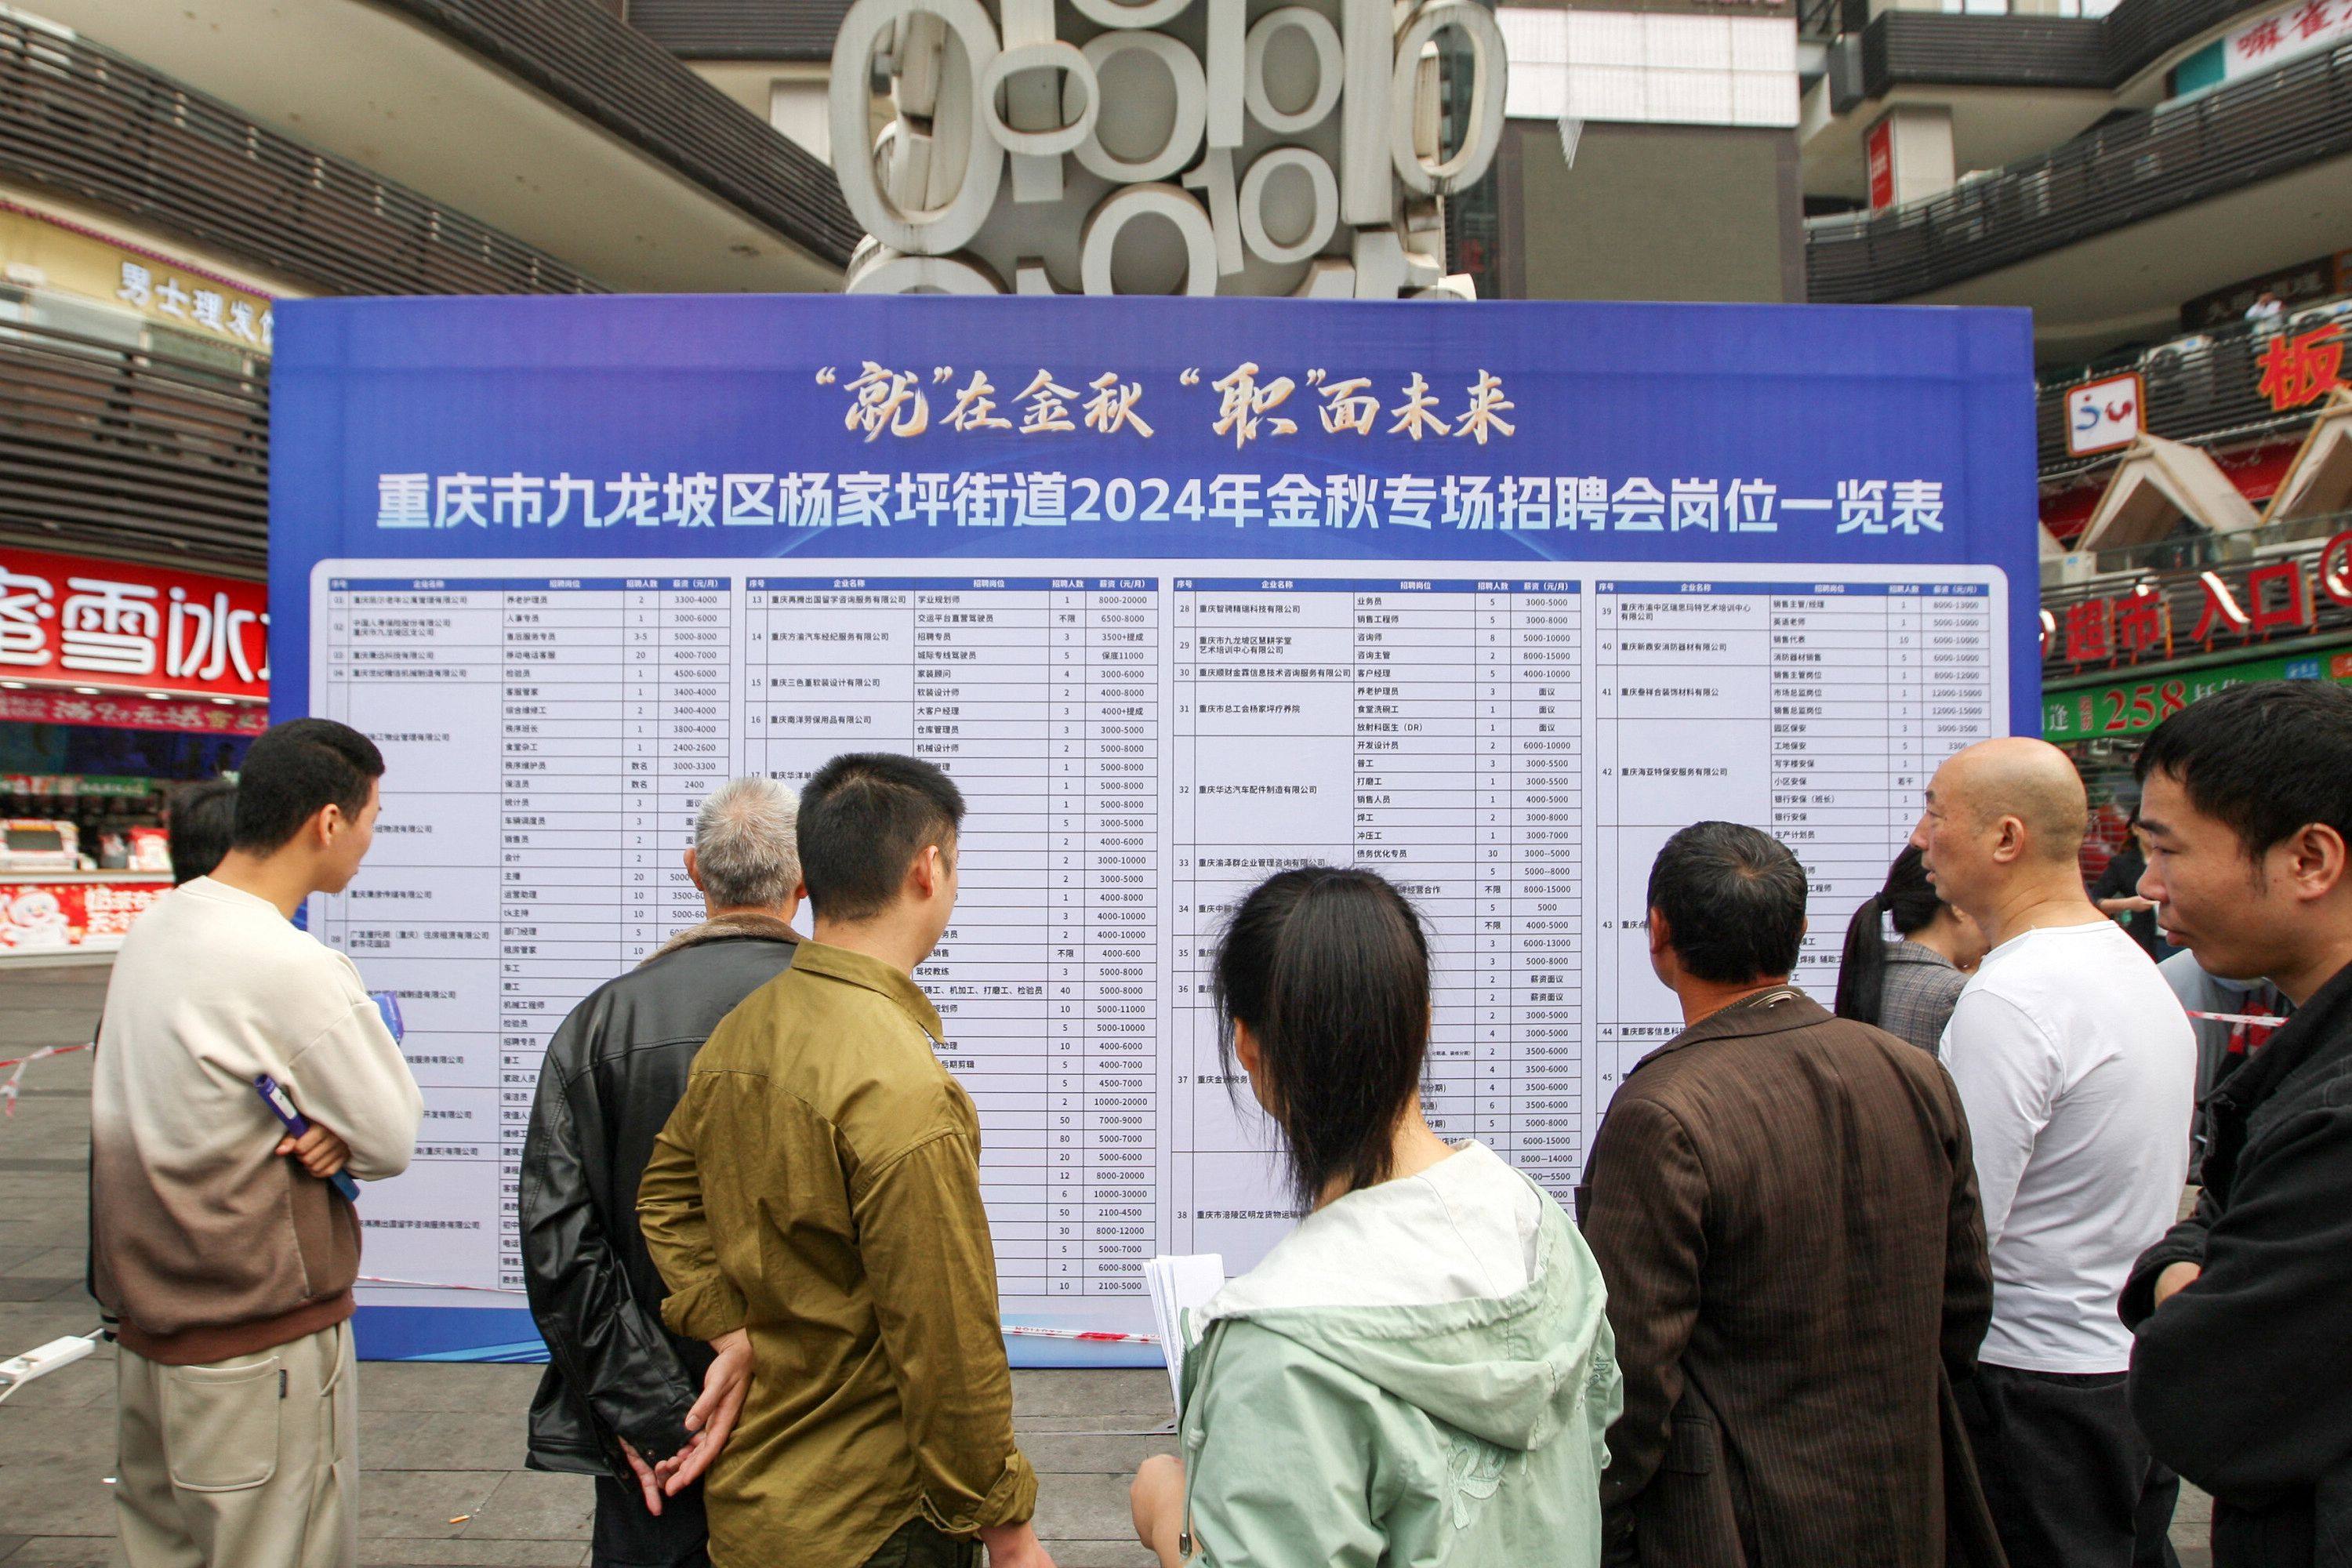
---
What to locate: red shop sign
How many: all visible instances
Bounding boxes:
[0,687,267,735]
[0,546,267,702]
[0,879,171,952]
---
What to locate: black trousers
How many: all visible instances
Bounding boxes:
[1959,1363,2182,1568]
[860,1517,982,1568]
[592,1475,710,1568]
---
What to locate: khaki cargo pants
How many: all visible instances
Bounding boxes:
[114,1319,358,1568]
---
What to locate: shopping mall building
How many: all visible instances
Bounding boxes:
[1797,0,2352,865]
[2,0,2346,933]
[0,0,853,946]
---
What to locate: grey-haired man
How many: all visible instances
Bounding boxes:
[520,776,805,1568]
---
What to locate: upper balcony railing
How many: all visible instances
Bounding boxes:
[0,314,267,571]
[1807,44,2352,303]
[2034,296,2352,474]
[0,12,603,298]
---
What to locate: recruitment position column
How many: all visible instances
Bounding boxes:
[1352,580,1476,1142]
[499,579,626,1288]
[912,579,1054,1304]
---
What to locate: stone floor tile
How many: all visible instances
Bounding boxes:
[0,1537,114,1567]
[361,1410,532,1473]
[361,1362,548,1414]
[361,1544,590,1567]
[1012,1368,1169,1418]
[1018,1431,1180,1475]
[358,1470,503,1541]
[466,1472,593,1542]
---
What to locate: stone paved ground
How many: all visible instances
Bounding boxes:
[0,962,2208,1566]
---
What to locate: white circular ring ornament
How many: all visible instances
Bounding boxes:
[1387,0,1507,196]
[1079,182,1219,296]
[1067,0,1191,31]
[1243,7,1343,135]
[1237,146,1338,263]
[1068,30,1207,185]
[979,40,1098,158]
[829,0,1004,255]
[844,245,1008,294]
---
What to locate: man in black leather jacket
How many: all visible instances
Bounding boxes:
[520,776,805,1568]
[2122,682,2352,1568]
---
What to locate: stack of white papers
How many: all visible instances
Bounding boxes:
[1143,1253,1226,1413]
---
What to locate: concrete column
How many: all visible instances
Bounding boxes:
[1864,103,1954,209]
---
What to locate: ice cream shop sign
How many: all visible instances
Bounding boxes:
[0,545,267,704]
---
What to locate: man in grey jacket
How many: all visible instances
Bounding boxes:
[520,776,805,1568]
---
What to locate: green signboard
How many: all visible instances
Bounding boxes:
[2043,643,2352,741]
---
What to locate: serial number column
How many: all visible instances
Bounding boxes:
[911,579,1053,1305]
[1509,579,1585,1195]
[1085,578,1159,1298]
[499,579,626,1286]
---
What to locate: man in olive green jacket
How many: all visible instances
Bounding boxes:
[639,753,1049,1568]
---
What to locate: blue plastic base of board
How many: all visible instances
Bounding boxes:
[351,1305,1161,1369]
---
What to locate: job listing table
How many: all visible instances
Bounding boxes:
[310,559,2003,1333]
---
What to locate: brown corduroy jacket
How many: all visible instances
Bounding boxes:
[1576,987,2006,1568]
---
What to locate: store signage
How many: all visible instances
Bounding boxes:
[2257,322,2346,412]
[2065,371,2143,456]
[2221,0,2352,82]
[2048,529,2352,670]
[0,688,267,735]
[0,201,278,350]
[2044,644,2352,739]
[0,546,267,702]
[0,879,171,953]
[829,0,1504,296]
[1865,117,1894,211]
[0,775,155,798]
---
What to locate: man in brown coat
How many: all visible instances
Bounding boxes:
[1577,821,2003,1567]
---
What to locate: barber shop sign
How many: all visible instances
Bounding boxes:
[831,0,1504,297]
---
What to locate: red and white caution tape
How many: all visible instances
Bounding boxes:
[2186,1011,2289,1028]
[0,1041,90,1117]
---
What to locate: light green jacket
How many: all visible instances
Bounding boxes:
[1175,1144,1622,1568]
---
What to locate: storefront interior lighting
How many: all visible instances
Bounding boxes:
[210,697,234,706]
[0,681,22,690]
[71,686,100,695]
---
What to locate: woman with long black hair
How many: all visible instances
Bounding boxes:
[1128,865,1620,1568]
[1835,843,1987,1051]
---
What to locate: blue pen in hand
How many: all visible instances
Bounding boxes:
[255,1075,361,1203]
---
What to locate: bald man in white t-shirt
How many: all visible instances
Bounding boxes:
[1912,739,2194,1568]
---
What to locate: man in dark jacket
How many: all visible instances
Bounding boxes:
[520,775,805,1568]
[2122,681,2352,1567]
[1577,821,2003,1568]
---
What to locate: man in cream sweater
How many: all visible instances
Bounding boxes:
[93,717,422,1568]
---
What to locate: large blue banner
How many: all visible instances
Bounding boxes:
[270,296,2035,1363]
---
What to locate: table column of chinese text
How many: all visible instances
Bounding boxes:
[911,579,1054,1300]
[1769,585,1896,991]
[1353,581,1477,1142]
[325,579,504,1293]
[1174,578,1352,1262]
[1590,583,1771,1109]
[497,579,627,1287]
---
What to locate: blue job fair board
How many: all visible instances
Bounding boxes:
[268,296,2037,1363]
